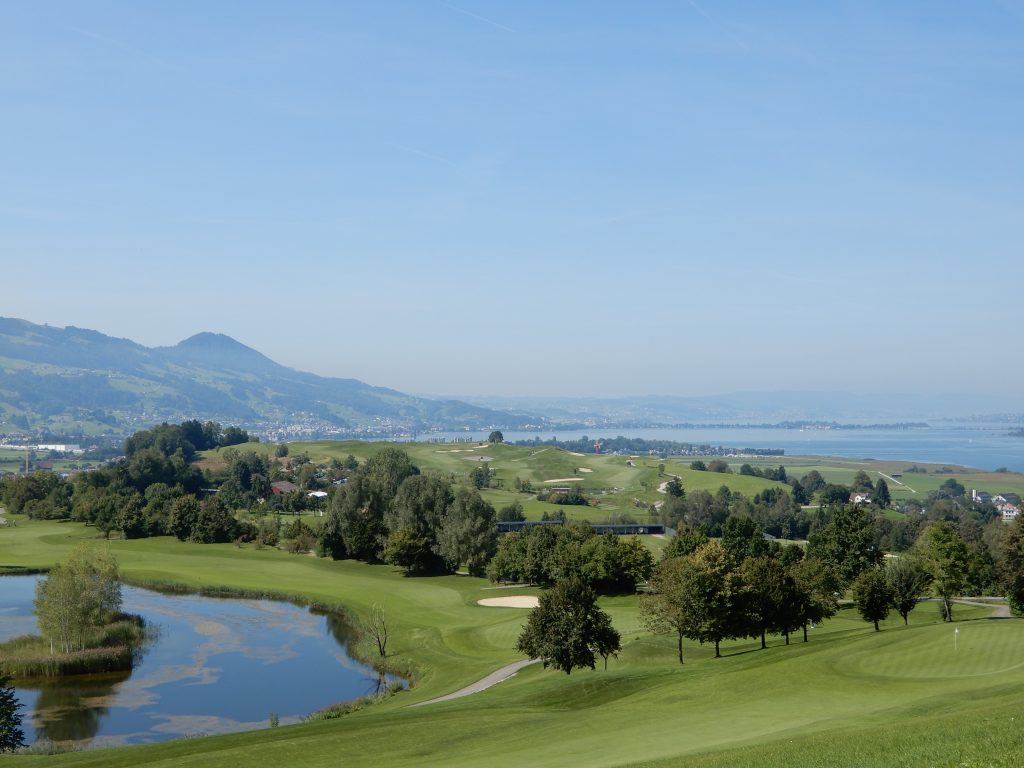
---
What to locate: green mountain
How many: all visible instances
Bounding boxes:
[0,318,519,435]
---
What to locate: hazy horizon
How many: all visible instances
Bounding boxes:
[4,2,1021,399]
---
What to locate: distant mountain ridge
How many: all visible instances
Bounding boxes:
[0,318,519,434]
[452,391,1024,424]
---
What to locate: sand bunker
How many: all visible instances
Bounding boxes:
[463,455,494,462]
[577,467,593,473]
[477,596,540,608]
[569,452,585,456]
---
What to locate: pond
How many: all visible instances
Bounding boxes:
[0,575,393,747]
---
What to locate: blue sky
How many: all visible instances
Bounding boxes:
[3,1,1022,399]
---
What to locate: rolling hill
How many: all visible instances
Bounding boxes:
[0,318,522,435]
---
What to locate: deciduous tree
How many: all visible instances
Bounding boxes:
[807,504,882,585]
[516,577,620,673]
[915,521,969,621]
[852,566,894,631]
[789,557,841,642]
[34,544,122,654]
[1000,516,1024,615]
[886,557,928,625]
[435,488,497,576]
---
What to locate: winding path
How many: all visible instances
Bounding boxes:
[955,598,1012,618]
[409,659,539,707]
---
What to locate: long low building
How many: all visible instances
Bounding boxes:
[496,520,664,535]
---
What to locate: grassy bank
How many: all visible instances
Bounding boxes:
[2,515,1021,768]
[0,615,146,677]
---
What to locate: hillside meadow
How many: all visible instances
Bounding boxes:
[1,507,1021,767]
[727,454,1024,503]
[198,440,791,523]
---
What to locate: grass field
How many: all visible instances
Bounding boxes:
[1,512,1021,768]
[199,440,791,523]
[728,454,1024,502]
[208,440,1024,515]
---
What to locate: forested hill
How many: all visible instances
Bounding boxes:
[0,318,518,434]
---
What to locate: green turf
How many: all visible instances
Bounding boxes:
[730,455,1024,503]
[2,513,1020,768]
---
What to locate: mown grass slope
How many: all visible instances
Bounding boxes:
[2,515,1020,768]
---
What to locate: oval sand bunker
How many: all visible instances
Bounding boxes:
[477,596,540,608]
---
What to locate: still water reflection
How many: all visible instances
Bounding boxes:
[0,576,391,747]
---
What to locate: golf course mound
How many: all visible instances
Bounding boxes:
[477,596,540,608]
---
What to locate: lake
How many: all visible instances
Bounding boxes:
[0,576,391,747]
[410,425,1024,472]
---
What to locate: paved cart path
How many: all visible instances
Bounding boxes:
[410,659,539,707]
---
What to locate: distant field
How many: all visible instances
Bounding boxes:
[198,441,790,523]
[0,447,90,476]
[193,442,1024,526]
[1,515,1019,768]
[730,454,1024,501]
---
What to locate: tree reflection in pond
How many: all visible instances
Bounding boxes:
[1,577,400,746]
[29,672,128,743]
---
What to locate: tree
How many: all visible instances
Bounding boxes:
[434,488,497,576]
[739,556,788,649]
[662,525,709,560]
[116,492,147,539]
[664,477,685,498]
[190,497,237,543]
[383,527,436,574]
[807,504,882,585]
[318,505,347,560]
[790,557,840,642]
[365,604,389,658]
[169,496,201,542]
[0,673,25,753]
[487,430,504,444]
[938,478,966,499]
[642,556,699,664]
[851,470,874,492]
[851,567,894,631]
[721,516,770,564]
[800,470,826,495]
[497,501,526,522]
[874,478,891,508]
[790,480,810,505]
[332,474,387,560]
[819,484,851,506]
[362,447,420,498]
[642,541,741,659]
[470,463,492,490]
[34,544,122,654]
[886,557,928,625]
[1000,516,1024,615]
[915,521,969,622]
[579,534,654,594]
[689,460,706,471]
[516,577,621,673]
[383,475,453,574]
[328,448,420,561]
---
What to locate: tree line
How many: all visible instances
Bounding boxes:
[317,447,502,576]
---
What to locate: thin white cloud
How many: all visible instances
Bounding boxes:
[391,142,458,166]
[69,25,186,73]
[686,0,749,51]
[443,2,516,33]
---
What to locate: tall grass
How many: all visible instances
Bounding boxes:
[0,615,147,677]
